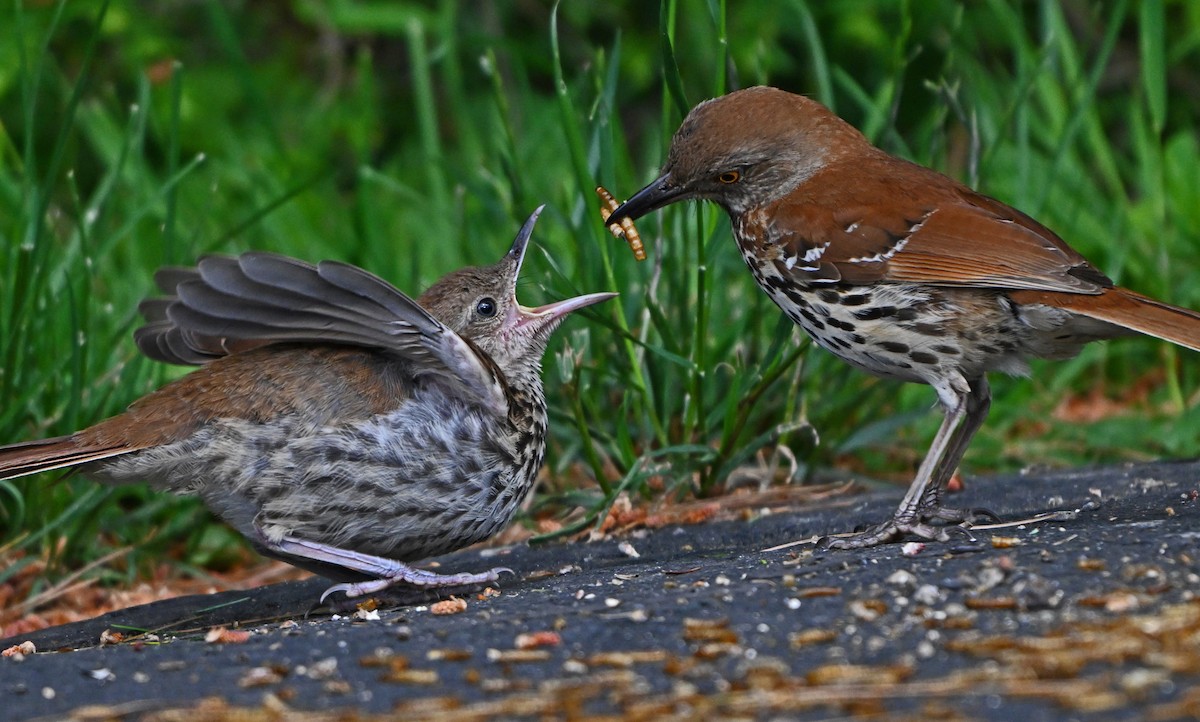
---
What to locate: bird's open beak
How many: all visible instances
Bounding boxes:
[507,203,617,331]
[518,291,617,333]
[604,173,689,226]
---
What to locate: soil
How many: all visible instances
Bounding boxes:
[3,459,1199,721]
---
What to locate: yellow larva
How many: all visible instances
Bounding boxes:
[596,186,646,261]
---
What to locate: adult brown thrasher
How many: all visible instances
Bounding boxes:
[605,85,1200,549]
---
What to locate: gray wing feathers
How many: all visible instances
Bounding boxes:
[133,253,506,413]
[135,253,436,363]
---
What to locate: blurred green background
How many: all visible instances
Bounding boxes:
[2,0,1198,594]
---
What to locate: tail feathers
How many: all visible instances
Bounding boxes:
[1013,286,1200,354]
[0,435,133,481]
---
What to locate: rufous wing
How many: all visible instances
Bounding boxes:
[770,154,1113,294]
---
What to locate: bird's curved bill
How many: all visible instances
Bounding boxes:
[604,173,688,225]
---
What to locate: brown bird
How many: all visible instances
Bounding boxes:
[0,207,615,600]
[605,86,1200,548]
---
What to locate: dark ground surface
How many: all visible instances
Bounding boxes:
[3,460,1200,721]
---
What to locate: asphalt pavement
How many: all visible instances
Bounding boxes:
[3,459,1200,721]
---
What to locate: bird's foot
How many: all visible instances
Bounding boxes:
[320,564,512,604]
[819,502,996,550]
[819,516,952,550]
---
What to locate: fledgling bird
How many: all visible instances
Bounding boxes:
[0,206,615,600]
[605,86,1200,548]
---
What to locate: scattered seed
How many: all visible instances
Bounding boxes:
[2,641,35,658]
[562,659,588,674]
[382,668,439,684]
[694,642,741,660]
[807,663,911,685]
[789,629,837,648]
[426,648,473,661]
[1105,592,1141,613]
[430,597,468,615]
[239,666,282,688]
[486,648,552,663]
[205,627,251,644]
[87,667,115,682]
[796,586,841,598]
[515,631,562,649]
[964,596,1017,610]
[683,618,738,643]
[849,599,887,621]
[305,657,339,680]
[913,584,943,606]
[361,652,408,671]
[587,650,667,667]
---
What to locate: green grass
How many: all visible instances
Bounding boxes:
[2,0,1198,593]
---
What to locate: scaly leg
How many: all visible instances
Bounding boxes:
[823,373,983,549]
[916,376,997,524]
[258,532,511,603]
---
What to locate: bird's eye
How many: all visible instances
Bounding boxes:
[717,170,741,184]
[475,297,497,318]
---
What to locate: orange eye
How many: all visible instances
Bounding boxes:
[717,170,741,184]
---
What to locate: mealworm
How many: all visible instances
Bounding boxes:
[596,186,646,261]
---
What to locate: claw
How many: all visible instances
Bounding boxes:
[320,582,361,605]
[919,504,1001,525]
[965,506,1002,524]
[944,525,979,544]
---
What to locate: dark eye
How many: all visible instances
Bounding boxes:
[475,297,497,317]
[717,170,741,184]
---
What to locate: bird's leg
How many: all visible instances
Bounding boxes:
[823,375,975,549]
[916,376,998,524]
[258,533,512,603]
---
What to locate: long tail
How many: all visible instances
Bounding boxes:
[1013,286,1200,353]
[0,435,132,481]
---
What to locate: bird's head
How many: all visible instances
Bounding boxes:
[605,86,866,222]
[419,206,616,375]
